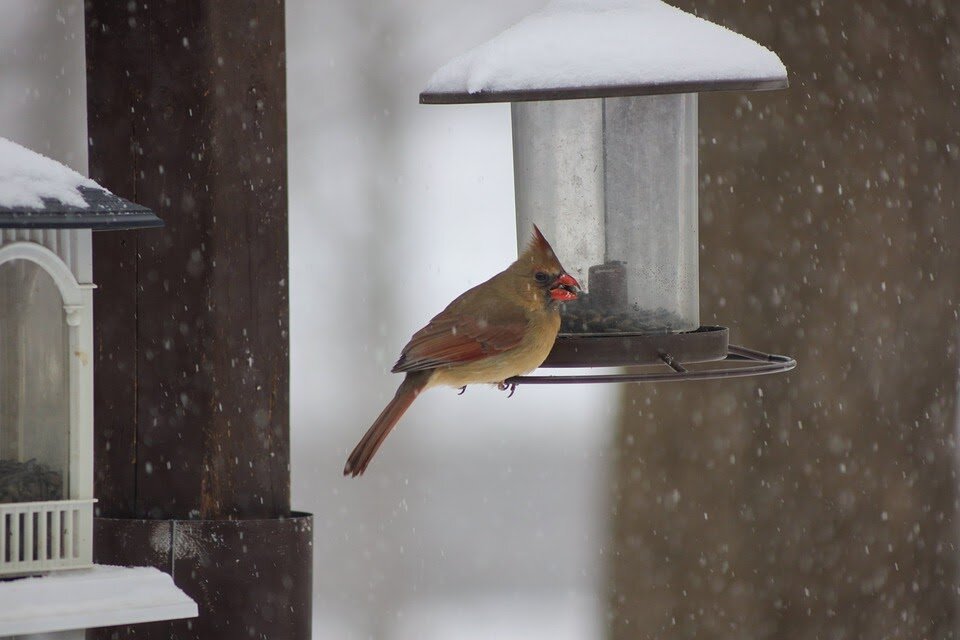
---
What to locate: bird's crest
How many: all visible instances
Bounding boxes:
[524,224,557,262]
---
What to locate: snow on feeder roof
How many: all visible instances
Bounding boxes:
[421,0,787,104]
[0,137,161,230]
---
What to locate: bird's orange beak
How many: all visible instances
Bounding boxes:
[549,273,580,301]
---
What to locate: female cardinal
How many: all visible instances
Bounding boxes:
[344,225,580,476]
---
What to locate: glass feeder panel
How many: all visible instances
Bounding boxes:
[512,94,699,334]
[0,259,69,503]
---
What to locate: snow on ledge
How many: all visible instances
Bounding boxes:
[0,564,197,636]
[423,0,787,98]
[0,137,102,210]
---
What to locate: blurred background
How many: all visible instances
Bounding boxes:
[2,1,959,639]
[286,1,614,636]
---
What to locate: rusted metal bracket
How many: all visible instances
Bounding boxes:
[92,514,312,640]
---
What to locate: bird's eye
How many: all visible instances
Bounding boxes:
[534,271,550,284]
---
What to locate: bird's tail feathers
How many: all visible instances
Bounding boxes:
[343,371,431,477]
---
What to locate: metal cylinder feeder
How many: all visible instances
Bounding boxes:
[420,0,796,382]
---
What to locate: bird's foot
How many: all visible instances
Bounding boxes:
[497,381,517,398]
[457,386,467,395]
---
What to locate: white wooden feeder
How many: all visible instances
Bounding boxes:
[0,137,161,576]
[421,0,796,382]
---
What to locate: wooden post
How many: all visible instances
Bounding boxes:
[85,3,310,638]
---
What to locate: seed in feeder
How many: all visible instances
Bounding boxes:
[560,293,685,334]
[0,458,64,503]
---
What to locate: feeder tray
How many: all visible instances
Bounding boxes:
[544,325,728,367]
[509,337,795,385]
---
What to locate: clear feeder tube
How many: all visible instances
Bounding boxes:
[512,94,699,334]
[0,260,70,501]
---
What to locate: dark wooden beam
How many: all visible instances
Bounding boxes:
[86,2,308,638]
[86,1,290,520]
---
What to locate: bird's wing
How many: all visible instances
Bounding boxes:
[391,306,527,373]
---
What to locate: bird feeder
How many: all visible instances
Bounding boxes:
[0,137,161,576]
[420,0,795,382]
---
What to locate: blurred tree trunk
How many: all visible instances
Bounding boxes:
[609,2,960,639]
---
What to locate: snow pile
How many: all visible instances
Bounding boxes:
[424,0,786,96]
[0,137,101,210]
[0,564,196,634]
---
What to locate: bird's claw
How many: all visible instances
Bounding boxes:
[457,386,467,395]
[497,381,517,398]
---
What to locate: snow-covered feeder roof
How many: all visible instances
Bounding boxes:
[420,0,787,104]
[0,137,161,230]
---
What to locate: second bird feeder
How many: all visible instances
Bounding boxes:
[421,0,795,381]
[0,137,162,575]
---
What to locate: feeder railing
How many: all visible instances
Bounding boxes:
[508,344,796,385]
[0,498,94,576]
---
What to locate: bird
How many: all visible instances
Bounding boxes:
[343,225,580,477]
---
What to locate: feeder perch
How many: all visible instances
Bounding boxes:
[0,137,161,577]
[421,0,795,382]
